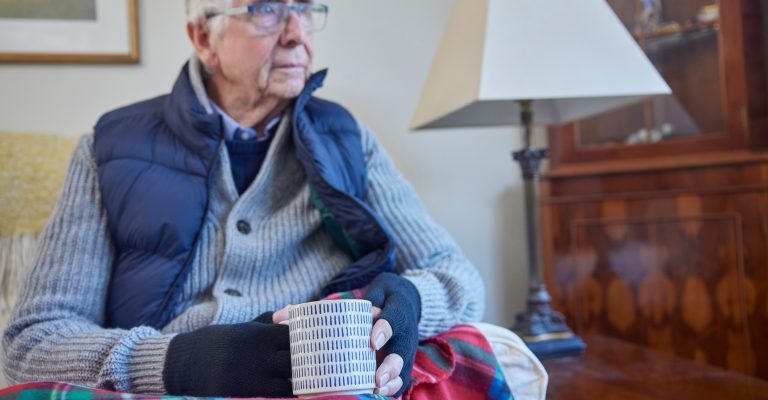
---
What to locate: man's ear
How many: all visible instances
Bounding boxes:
[187,20,219,69]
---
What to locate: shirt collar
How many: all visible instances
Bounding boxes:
[209,100,280,142]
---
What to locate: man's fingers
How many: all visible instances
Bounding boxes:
[370,318,392,350]
[273,305,291,324]
[373,306,382,318]
[375,354,404,393]
[376,376,403,397]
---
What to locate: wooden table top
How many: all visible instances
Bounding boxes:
[542,335,768,400]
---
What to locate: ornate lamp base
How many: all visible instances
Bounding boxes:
[512,284,586,359]
[511,101,584,359]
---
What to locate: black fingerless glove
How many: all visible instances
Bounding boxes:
[163,316,292,398]
[364,272,421,397]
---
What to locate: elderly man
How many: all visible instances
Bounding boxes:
[2,0,484,398]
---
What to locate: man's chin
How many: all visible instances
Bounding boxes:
[269,81,306,100]
[267,70,308,99]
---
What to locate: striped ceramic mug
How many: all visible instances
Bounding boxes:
[287,299,377,397]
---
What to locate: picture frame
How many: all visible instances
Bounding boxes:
[0,0,139,63]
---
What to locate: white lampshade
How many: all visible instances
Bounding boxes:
[411,0,672,130]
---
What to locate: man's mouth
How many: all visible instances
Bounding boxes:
[274,63,303,69]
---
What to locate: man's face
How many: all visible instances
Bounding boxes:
[210,0,314,100]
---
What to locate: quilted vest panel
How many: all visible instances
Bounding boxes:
[94,65,395,329]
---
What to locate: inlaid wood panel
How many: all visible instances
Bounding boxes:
[566,214,754,373]
[542,158,768,380]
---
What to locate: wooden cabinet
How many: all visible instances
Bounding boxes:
[550,0,767,165]
[542,0,768,379]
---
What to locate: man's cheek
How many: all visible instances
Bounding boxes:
[258,63,271,89]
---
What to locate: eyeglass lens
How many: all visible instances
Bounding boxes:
[247,3,327,34]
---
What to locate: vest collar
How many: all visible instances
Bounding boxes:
[163,57,329,160]
[163,59,222,159]
[295,68,328,116]
[188,55,215,115]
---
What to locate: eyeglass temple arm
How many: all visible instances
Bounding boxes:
[223,6,250,16]
[214,4,327,18]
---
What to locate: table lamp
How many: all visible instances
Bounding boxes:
[411,0,671,358]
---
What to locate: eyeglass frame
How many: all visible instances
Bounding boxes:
[205,2,329,35]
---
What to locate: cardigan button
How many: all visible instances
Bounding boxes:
[224,288,242,297]
[236,220,251,234]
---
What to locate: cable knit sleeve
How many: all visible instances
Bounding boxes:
[360,124,486,339]
[1,135,173,394]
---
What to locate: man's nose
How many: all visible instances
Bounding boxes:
[279,10,305,46]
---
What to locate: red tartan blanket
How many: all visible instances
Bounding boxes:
[1,293,512,400]
[0,382,380,400]
[404,324,513,400]
[324,291,513,399]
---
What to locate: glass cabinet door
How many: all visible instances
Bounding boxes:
[577,0,724,149]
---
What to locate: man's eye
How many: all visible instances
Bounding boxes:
[256,4,277,14]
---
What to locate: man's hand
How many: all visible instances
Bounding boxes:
[163,319,292,398]
[369,306,407,396]
[273,304,408,396]
[274,273,421,397]
[364,273,421,397]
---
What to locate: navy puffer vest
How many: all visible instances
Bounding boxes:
[94,63,396,330]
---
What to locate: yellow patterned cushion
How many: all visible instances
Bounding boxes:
[0,132,80,236]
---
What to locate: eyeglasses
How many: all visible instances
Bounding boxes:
[207,2,329,36]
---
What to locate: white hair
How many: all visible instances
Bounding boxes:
[185,0,234,35]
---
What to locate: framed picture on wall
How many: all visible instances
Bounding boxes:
[0,0,139,63]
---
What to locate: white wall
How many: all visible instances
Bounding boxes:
[0,0,536,328]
